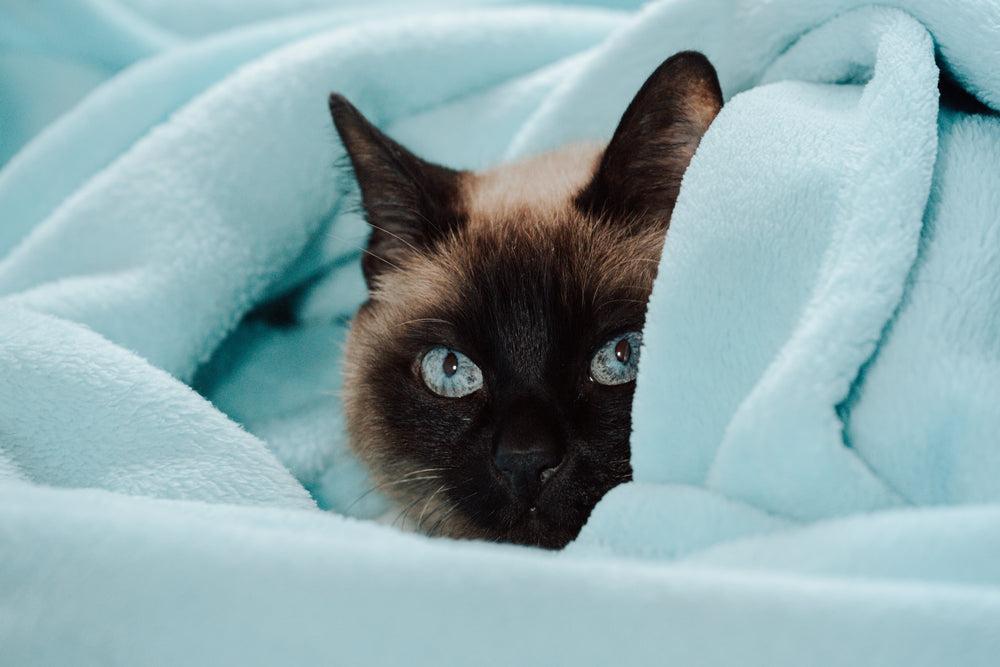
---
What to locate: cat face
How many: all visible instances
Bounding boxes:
[331,52,722,549]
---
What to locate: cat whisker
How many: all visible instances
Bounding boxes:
[394,490,436,529]
[428,491,477,538]
[399,467,450,478]
[592,285,655,309]
[380,474,442,487]
[408,206,449,241]
[427,505,458,538]
[342,488,380,514]
[324,231,404,273]
[343,472,446,513]
[367,221,427,258]
[596,281,657,296]
[366,203,450,244]
[610,282,658,292]
[391,317,456,330]
[416,486,466,535]
[598,298,648,308]
[416,483,450,531]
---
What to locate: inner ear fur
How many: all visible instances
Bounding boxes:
[575,51,723,228]
[328,94,466,288]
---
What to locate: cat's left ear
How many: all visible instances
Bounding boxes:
[576,51,723,227]
[328,94,466,288]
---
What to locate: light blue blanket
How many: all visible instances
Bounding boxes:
[2,0,1000,664]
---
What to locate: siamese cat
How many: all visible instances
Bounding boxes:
[330,51,722,549]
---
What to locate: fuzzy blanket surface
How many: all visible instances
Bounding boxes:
[2,0,1000,664]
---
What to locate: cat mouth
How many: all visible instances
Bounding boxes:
[504,481,587,548]
[419,452,631,549]
[526,465,563,516]
[504,507,581,549]
[495,458,565,514]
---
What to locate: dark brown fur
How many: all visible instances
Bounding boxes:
[331,51,722,548]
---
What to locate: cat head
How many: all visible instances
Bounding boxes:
[330,52,722,549]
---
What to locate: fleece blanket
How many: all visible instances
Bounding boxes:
[3,0,1000,664]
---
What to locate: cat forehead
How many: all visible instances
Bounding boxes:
[369,213,663,328]
[461,143,603,228]
[365,141,663,327]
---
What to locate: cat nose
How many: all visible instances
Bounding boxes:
[495,447,562,502]
[493,398,565,502]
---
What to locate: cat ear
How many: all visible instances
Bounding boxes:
[575,51,723,227]
[328,94,466,287]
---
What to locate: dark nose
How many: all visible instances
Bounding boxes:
[493,397,565,502]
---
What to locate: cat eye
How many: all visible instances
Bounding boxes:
[590,331,642,385]
[420,346,484,398]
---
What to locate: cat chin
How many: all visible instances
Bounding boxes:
[438,507,583,551]
[371,494,581,550]
[499,512,585,550]
[457,482,604,550]
[375,483,588,549]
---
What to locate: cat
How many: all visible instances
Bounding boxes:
[330,51,722,549]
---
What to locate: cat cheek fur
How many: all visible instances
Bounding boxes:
[332,51,722,549]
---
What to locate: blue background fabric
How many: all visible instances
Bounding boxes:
[2,1,1000,664]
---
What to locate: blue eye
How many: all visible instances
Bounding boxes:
[590,331,642,385]
[420,346,484,398]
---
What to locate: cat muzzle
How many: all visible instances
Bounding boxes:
[492,397,566,502]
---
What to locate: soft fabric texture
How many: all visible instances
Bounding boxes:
[2,0,1000,664]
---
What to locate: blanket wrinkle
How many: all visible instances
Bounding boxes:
[2,1,1000,664]
[700,9,939,520]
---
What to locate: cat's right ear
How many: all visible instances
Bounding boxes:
[328,94,466,288]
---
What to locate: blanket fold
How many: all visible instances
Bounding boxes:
[2,0,1000,664]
